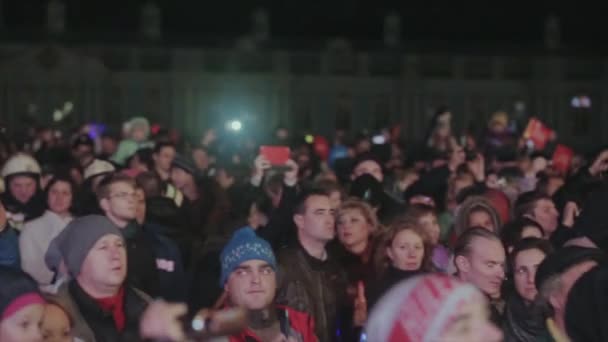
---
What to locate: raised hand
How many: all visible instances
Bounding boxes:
[589,149,608,176]
[353,281,368,327]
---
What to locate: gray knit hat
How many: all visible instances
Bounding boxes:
[45,215,124,277]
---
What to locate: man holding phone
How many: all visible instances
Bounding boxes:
[220,227,317,342]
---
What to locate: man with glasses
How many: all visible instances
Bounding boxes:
[97,174,159,297]
[220,227,316,341]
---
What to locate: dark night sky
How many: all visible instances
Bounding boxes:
[2,1,606,47]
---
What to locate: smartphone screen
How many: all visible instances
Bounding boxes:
[259,146,290,165]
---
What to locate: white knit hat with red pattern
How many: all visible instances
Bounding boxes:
[365,274,480,342]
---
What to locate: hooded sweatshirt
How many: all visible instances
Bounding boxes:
[453,195,503,239]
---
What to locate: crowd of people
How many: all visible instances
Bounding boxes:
[0,108,607,342]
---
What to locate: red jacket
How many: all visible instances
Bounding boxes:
[229,306,317,342]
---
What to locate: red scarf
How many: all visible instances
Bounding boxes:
[94,286,126,332]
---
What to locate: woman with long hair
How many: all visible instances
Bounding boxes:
[368,219,433,309]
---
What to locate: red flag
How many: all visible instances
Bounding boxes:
[552,144,574,174]
[523,117,553,150]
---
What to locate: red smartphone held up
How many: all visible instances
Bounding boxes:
[259,146,291,165]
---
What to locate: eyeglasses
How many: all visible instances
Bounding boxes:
[109,192,137,200]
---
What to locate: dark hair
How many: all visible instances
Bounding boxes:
[294,187,329,215]
[126,148,154,170]
[135,171,163,198]
[509,237,554,272]
[95,174,135,200]
[153,141,176,155]
[501,217,544,252]
[535,172,564,195]
[514,191,552,218]
[314,179,343,198]
[454,227,502,258]
[404,204,436,221]
[44,175,76,213]
[217,163,249,183]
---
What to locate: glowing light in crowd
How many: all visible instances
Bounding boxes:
[228,120,242,131]
[571,95,591,108]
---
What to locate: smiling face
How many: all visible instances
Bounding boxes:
[225,259,276,310]
[387,229,425,271]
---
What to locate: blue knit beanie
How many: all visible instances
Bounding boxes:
[219,227,277,286]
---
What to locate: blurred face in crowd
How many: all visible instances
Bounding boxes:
[456,237,505,299]
[248,203,268,230]
[546,176,564,196]
[530,199,559,236]
[101,137,118,157]
[72,145,93,167]
[548,260,598,321]
[337,208,372,254]
[387,229,425,271]
[134,188,146,225]
[170,167,194,191]
[128,155,148,173]
[131,126,147,142]
[468,209,495,232]
[47,181,72,217]
[449,145,466,167]
[439,293,502,342]
[77,234,127,297]
[215,169,234,189]
[513,248,547,303]
[418,213,440,245]
[100,182,136,226]
[294,195,335,245]
[225,260,276,311]
[355,139,371,155]
[352,160,383,182]
[41,303,72,342]
[9,175,37,204]
[0,302,44,342]
[153,146,176,173]
[328,190,342,211]
[192,149,210,171]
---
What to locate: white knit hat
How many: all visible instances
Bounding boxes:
[83,159,115,180]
